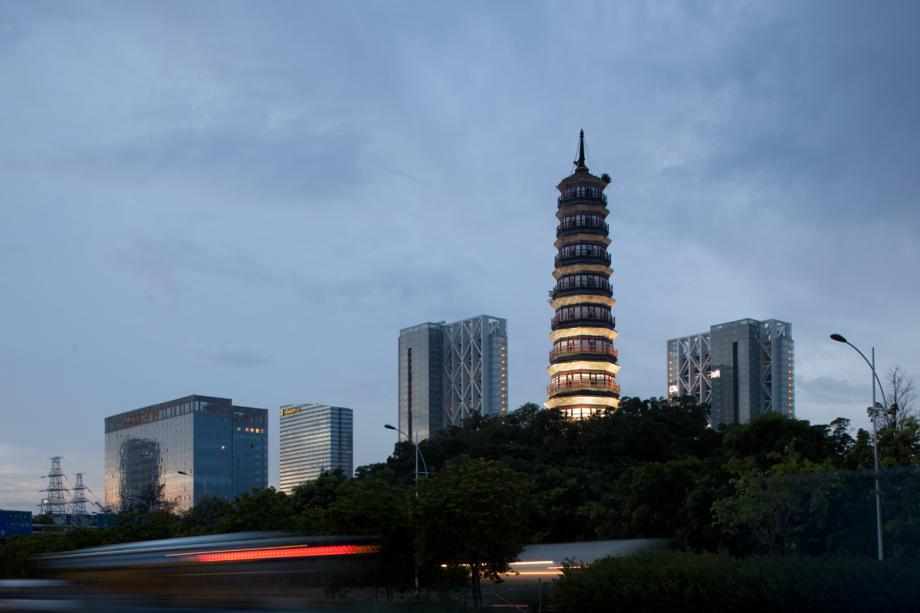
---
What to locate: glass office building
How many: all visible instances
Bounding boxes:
[279,404,353,494]
[398,315,508,442]
[667,319,794,426]
[398,323,445,443]
[104,395,267,512]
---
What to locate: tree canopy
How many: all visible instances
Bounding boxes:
[4,396,920,593]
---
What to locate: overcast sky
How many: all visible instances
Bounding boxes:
[2,0,918,512]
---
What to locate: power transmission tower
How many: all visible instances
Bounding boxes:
[71,472,90,525]
[41,456,69,521]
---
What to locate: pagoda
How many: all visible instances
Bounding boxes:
[545,130,620,419]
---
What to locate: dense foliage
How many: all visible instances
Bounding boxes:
[398,397,920,557]
[414,457,531,606]
[552,550,920,612]
[3,397,920,600]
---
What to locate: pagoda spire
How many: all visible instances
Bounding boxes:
[574,129,587,170]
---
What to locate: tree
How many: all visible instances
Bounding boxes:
[712,448,839,556]
[829,417,855,456]
[213,487,293,533]
[316,475,415,590]
[414,457,531,608]
[178,495,233,535]
[878,417,920,467]
[883,366,917,431]
[603,456,702,538]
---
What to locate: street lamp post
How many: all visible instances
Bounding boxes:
[830,333,889,561]
[384,424,429,595]
[176,470,204,504]
[384,424,429,496]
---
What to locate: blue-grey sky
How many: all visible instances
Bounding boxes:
[2,1,918,511]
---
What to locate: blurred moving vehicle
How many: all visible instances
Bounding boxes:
[19,534,668,610]
[31,532,383,609]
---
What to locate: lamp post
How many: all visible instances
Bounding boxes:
[384,424,429,495]
[830,333,889,561]
[384,424,429,595]
[176,470,204,504]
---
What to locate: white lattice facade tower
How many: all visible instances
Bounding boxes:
[444,316,508,425]
[399,315,508,442]
[667,333,712,405]
[546,131,620,419]
[667,318,794,425]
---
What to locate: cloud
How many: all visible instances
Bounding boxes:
[200,344,272,369]
[798,376,868,407]
[116,234,283,298]
[0,0,917,488]
[0,444,48,510]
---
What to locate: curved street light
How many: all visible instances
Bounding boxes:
[384,424,429,490]
[384,423,429,596]
[177,470,209,502]
[829,335,889,407]
[830,332,887,560]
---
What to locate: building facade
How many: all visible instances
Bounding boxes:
[398,315,508,442]
[104,395,267,513]
[279,404,354,494]
[667,318,795,426]
[546,131,620,419]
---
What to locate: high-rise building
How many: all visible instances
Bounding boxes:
[398,315,508,442]
[667,318,795,426]
[397,322,445,443]
[546,131,620,419]
[104,395,267,512]
[279,403,353,494]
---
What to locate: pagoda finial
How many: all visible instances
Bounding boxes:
[575,129,587,170]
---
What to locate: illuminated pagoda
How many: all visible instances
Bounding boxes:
[546,130,620,419]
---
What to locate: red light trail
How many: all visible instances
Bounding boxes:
[171,544,380,564]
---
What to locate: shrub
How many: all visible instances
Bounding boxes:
[553,551,920,612]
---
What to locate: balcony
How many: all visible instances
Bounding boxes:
[547,379,621,397]
[550,278,612,299]
[550,343,618,361]
[554,251,612,268]
[551,310,614,328]
[556,218,609,237]
[558,190,607,206]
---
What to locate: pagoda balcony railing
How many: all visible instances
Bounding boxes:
[554,252,611,267]
[547,379,621,397]
[550,279,612,298]
[550,344,619,361]
[558,192,607,205]
[557,219,609,234]
[551,312,614,328]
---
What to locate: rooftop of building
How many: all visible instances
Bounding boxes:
[667,318,793,343]
[279,403,353,418]
[399,314,507,334]
[105,394,266,433]
[710,317,792,331]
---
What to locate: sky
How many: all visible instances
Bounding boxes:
[1,0,918,512]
